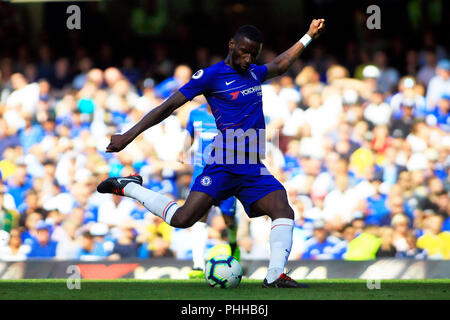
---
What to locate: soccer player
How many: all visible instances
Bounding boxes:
[183,103,239,278]
[98,19,325,288]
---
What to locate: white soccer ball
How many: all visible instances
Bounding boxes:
[204,255,242,288]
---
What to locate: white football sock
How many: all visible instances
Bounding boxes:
[123,183,179,225]
[266,218,294,283]
[191,221,208,270]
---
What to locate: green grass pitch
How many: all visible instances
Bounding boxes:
[0,279,449,300]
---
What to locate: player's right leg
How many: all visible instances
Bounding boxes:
[97,174,215,228]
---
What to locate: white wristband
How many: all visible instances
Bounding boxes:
[299,34,312,47]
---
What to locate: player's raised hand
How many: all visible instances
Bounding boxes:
[307,19,325,39]
[106,133,130,153]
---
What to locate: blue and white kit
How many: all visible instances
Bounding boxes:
[179,61,285,215]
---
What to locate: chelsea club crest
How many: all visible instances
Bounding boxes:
[200,176,212,186]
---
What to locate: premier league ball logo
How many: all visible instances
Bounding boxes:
[200,176,212,186]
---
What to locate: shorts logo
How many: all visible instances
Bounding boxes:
[192,69,204,79]
[200,176,212,186]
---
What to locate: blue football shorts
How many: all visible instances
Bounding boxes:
[191,165,237,217]
[190,162,285,216]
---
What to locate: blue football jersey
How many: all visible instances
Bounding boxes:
[179,61,268,167]
[186,104,217,168]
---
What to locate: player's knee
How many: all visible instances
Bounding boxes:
[271,205,294,221]
[170,209,196,228]
[281,206,294,220]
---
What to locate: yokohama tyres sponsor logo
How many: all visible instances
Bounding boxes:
[230,91,240,100]
[230,85,262,99]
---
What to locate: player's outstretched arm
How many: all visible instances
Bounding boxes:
[106,90,188,153]
[265,19,325,80]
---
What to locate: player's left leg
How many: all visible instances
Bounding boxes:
[250,189,309,288]
[234,165,309,289]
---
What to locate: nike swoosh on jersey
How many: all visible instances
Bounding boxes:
[225,80,236,85]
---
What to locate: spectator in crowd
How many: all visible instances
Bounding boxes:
[27,221,58,259]
[154,64,192,99]
[21,211,44,245]
[417,50,437,87]
[0,119,20,158]
[77,230,110,261]
[426,94,450,131]
[402,230,427,259]
[72,57,94,90]
[391,213,426,259]
[365,176,390,226]
[373,50,400,94]
[144,216,173,257]
[18,189,42,220]
[323,173,360,230]
[237,213,271,260]
[110,222,144,259]
[151,234,175,257]
[0,228,30,261]
[376,226,398,257]
[289,199,313,259]
[417,214,450,259]
[433,190,450,231]
[0,187,19,232]
[345,225,382,260]
[4,161,33,208]
[97,194,137,227]
[351,212,366,236]
[135,78,161,113]
[332,223,356,259]
[301,219,341,260]
[49,57,73,93]
[53,219,82,260]
[390,76,426,117]
[333,122,360,160]
[390,101,416,139]
[426,59,450,109]
[364,90,392,128]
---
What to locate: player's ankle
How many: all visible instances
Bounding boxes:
[265,268,283,283]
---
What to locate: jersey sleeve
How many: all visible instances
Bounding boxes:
[252,64,269,83]
[179,68,212,100]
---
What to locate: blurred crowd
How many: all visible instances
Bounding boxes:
[0,36,449,262]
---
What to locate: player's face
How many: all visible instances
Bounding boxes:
[229,37,262,73]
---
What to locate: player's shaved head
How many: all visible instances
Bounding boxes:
[233,25,263,43]
[227,25,263,73]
